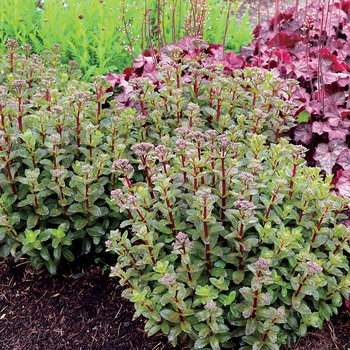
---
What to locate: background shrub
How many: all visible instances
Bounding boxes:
[0,0,252,80]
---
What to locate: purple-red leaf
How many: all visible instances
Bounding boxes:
[267,31,302,48]
[314,140,347,174]
[335,170,350,197]
[337,149,350,170]
[294,123,313,144]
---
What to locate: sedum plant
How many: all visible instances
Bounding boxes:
[0,40,126,274]
[106,40,350,349]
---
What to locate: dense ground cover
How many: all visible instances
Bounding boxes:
[1,0,350,349]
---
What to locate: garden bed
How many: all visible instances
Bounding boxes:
[1,257,350,350]
[1,1,350,349]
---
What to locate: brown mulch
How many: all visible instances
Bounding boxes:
[0,256,186,350]
[1,255,350,350]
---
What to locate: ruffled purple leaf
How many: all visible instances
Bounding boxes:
[335,169,350,197]
[294,123,313,144]
[314,140,348,174]
[337,149,350,170]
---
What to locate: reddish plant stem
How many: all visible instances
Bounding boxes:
[85,182,90,222]
[32,184,39,210]
[89,134,93,165]
[238,219,245,271]
[164,188,176,238]
[265,188,280,221]
[181,155,188,185]
[203,199,211,271]
[333,235,349,255]
[118,198,134,220]
[288,163,298,199]
[2,157,17,195]
[144,166,155,200]
[221,157,226,221]
[45,89,51,111]
[298,201,308,223]
[216,99,222,122]
[7,225,18,239]
[52,145,57,169]
[251,289,259,319]
[17,97,23,133]
[294,275,309,298]
[56,180,68,220]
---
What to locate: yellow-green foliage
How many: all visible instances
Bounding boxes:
[0,0,252,80]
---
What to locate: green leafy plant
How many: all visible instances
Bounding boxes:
[0,0,146,79]
[105,47,350,349]
[0,40,127,274]
[144,0,252,54]
[0,0,252,80]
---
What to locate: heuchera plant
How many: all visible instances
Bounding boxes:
[0,40,125,273]
[240,0,350,201]
[105,41,350,349]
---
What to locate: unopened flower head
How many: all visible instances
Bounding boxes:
[255,257,271,270]
[0,215,8,225]
[110,265,119,275]
[306,261,323,273]
[247,163,263,173]
[175,127,191,138]
[205,129,218,140]
[205,301,217,311]
[154,145,171,159]
[237,172,254,183]
[110,189,123,201]
[81,164,93,174]
[234,200,256,211]
[131,142,154,157]
[175,231,188,243]
[190,130,205,142]
[49,134,60,144]
[52,168,66,178]
[218,135,232,148]
[0,137,6,147]
[172,231,193,253]
[52,106,63,115]
[12,79,26,90]
[196,188,215,203]
[276,308,285,318]
[175,139,189,151]
[185,102,201,117]
[112,159,133,173]
[105,240,113,249]
[160,273,176,286]
[124,194,138,206]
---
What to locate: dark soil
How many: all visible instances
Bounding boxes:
[1,255,350,350]
[0,256,186,350]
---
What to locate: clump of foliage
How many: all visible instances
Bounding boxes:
[106,35,246,105]
[0,40,127,274]
[0,0,252,81]
[144,0,252,55]
[106,38,350,349]
[0,0,137,79]
[240,0,350,200]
